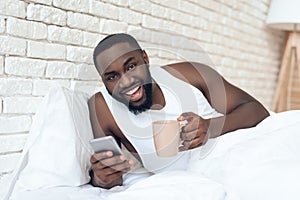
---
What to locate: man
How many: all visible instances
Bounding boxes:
[88,33,269,189]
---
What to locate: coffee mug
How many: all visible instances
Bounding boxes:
[152,120,182,157]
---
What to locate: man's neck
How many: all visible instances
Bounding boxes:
[150,82,166,110]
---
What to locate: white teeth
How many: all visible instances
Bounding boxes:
[126,86,139,95]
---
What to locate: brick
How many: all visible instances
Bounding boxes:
[0,36,26,56]
[27,4,67,26]
[127,26,152,43]
[53,0,89,13]
[0,116,31,134]
[170,9,192,26]
[0,56,3,74]
[0,153,22,172]
[142,15,164,30]
[151,4,170,20]
[0,134,27,153]
[7,17,47,40]
[77,63,100,81]
[100,19,127,34]
[28,41,66,60]
[179,1,198,16]
[0,78,32,96]
[83,32,105,48]
[67,46,93,64]
[149,31,174,46]
[48,25,83,45]
[89,1,119,20]
[5,57,46,77]
[0,17,5,33]
[46,61,77,78]
[32,79,70,96]
[67,12,100,33]
[3,97,43,114]
[0,0,26,18]
[182,26,199,40]
[119,8,142,25]
[162,20,182,34]
[128,0,152,14]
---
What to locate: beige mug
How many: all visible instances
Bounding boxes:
[152,120,183,157]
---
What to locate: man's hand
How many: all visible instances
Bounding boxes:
[177,112,210,151]
[90,151,134,189]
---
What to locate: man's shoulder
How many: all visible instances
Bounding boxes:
[89,91,105,105]
[88,91,111,114]
[159,62,207,86]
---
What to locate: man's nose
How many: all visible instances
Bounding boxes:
[119,73,134,89]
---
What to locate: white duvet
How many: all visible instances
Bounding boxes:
[4,87,300,200]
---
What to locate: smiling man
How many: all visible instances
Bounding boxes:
[88,33,269,189]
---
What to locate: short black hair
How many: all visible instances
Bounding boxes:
[93,33,142,72]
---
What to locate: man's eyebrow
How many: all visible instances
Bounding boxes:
[103,57,136,76]
[123,57,135,67]
[103,71,115,76]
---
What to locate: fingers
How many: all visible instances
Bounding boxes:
[179,136,206,151]
[93,159,134,176]
[177,112,195,122]
[181,129,198,140]
[90,152,134,188]
[178,112,205,133]
[90,151,113,164]
[92,155,131,171]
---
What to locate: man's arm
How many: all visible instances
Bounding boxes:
[163,62,269,149]
[88,93,134,189]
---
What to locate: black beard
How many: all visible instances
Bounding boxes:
[128,83,153,115]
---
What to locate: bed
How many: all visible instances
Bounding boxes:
[4,87,300,200]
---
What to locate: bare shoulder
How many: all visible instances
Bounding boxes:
[88,92,115,138]
[88,92,140,159]
[161,62,221,91]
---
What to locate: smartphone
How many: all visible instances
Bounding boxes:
[89,136,123,155]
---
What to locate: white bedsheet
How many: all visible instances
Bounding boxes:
[5,87,300,200]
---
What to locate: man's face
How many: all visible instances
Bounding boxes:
[96,43,153,114]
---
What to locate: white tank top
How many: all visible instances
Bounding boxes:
[100,66,222,173]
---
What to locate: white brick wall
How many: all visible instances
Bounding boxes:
[0,78,32,96]
[0,0,26,18]
[0,36,27,56]
[0,134,27,153]
[0,115,31,134]
[48,25,83,45]
[3,96,43,114]
[27,3,67,26]
[46,61,77,79]
[66,45,93,63]
[67,12,100,33]
[0,0,285,196]
[28,40,66,59]
[89,1,119,19]
[7,17,47,40]
[53,0,90,13]
[5,57,46,77]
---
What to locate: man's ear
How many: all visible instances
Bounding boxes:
[142,50,149,64]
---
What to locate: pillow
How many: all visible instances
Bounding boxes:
[10,87,94,196]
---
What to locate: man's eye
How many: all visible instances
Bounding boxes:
[127,64,136,71]
[107,75,117,81]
